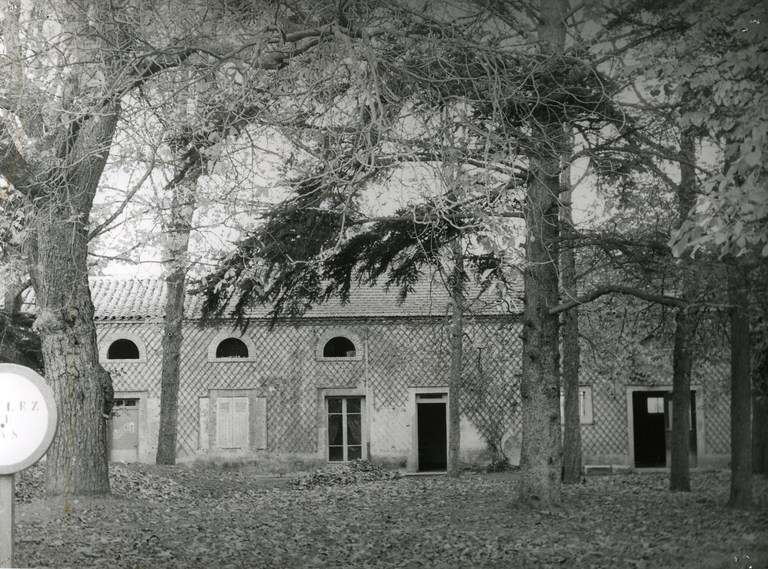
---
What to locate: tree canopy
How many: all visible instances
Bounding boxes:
[1,0,764,503]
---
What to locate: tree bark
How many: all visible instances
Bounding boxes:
[753,343,768,475]
[1,0,153,497]
[753,264,768,475]
[447,238,464,477]
[670,126,698,491]
[517,0,566,504]
[560,297,580,485]
[560,128,581,485]
[519,170,562,501]
[670,308,693,491]
[156,268,187,465]
[26,105,120,495]
[728,264,752,508]
[156,176,197,465]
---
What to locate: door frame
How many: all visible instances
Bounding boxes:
[407,386,449,472]
[316,387,368,463]
[109,390,147,462]
[626,385,704,469]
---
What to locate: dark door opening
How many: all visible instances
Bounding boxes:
[633,391,667,467]
[633,390,697,468]
[417,400,447,472]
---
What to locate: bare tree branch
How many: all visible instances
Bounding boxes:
[88,153,158,241]
[549,284,688,315]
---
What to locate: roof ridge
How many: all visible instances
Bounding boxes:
[22,275,522,320]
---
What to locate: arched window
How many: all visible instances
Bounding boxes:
[107,339,140,360]
[323,336,356,358]
[216,338,249,358]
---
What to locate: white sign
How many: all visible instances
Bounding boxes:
[0,365,58,475]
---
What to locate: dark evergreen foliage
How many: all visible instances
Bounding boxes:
[197,180,510,324]
[0,310,44,372]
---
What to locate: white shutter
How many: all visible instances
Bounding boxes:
[216,397,249,449]
[217,399,233,448]
[253,397,267,449]
[232,398,249,448]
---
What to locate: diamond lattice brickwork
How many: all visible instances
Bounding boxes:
[582,380,629,457]
[96,314,732,464]
[99,322,163,398]
[100,317,525,459]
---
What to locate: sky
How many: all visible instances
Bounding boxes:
[92,142,602,281]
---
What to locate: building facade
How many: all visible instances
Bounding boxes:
[88,278,731,472]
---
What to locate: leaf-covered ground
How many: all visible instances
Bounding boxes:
[13,463,768,568]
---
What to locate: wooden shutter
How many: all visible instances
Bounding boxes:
[217,399,233,448]
[232,398,249,448]
[253,397,267,450]
[217,397,249,449]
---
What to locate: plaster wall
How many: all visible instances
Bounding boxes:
[95,317,731,473]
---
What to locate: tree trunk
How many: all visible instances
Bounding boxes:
[447,238,464,477]
[728,264,752,508]
[156,176,197,465]
[560,300,580,485]
[519,159,563,502]
[753,268,768,475]
[519,182,562,501]
[26,105,120,495]
[517,0,566,504]
[156,267,187,465]
[753,344,768,475]
[560,128,581,485]
[670,308,693,491]
[34,270,114,496]
[670,126,697,491]
[752,353,768,474]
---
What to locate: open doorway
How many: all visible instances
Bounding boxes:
[632,392,667,467]
[631,390,697,468]
[417,393,447,472]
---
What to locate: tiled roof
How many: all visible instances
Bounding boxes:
[23,276,523,321]
[90,278,167,320]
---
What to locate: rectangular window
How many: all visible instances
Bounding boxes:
[328,397,363,462]
[647,396,664,414]
[560,386,593,424]
[217,397,249,449]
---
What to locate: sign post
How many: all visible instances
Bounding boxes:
[0,364,58,568]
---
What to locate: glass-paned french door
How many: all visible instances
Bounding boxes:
[328,397,363,461]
